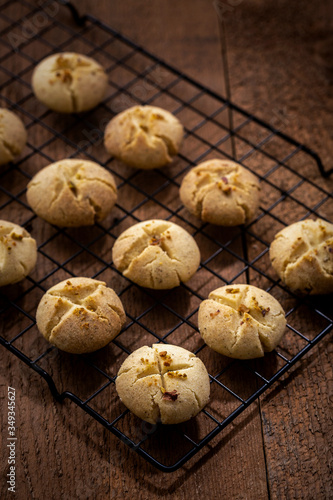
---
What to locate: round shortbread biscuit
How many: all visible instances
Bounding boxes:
[0,220,37,287]
[198,284,286,359]
[36,278,126,354]
[269,218,333,295]
[0,108,27,166]
[179,159,260,226]
[32,52,108,113]
[112,219,200,289]
[26,159,117,227]
[116,344,210,425]
[104,105,184,169]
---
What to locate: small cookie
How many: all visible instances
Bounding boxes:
[112,219,200,289]
[116,344,210,424]
[36,277,126,354]
[0,220,37,287]
[104,105,184,169]
[269,218,333,295]
[26,159,117,227]
[179,159,260,226]
[32,52,108,113]
[0,108,27,166]
[198,284,286,359]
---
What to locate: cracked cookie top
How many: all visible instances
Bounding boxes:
[198,284,286,359]
[0,108,27,166]
[269,218,333,295]
[26,159,117,227]
[32,52,108,113]
[179,159,260,226]
[0,220,37,287]
[104,105,184,169]
[115,344,210,424]
[36,277,126,354]
[112,219,201,289]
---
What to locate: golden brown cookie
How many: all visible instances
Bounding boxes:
[0,220,37,287]
[116,343,210,424]
[269,218,333,294]
[32,52,108,113]
[198,284,286,359]
[36,278,126,354]
[104,105,184,169]
[26,159,117,227]
[112,219,200,289]
[179,159,260,226]
[0,108,27,166]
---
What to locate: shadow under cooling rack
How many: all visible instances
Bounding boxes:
[0,0,332,472]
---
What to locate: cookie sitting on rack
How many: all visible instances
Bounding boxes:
[112,219,200,289]
[0,108,27,166]
[0,220,37,287]
[104,105,184,169]
[179,159,260,226]
[269,218,333,295]
[116,343,210,425]
[26,159,118,227]
[36,278,126,354]
[198,284,286,359]
[32,52,108,113]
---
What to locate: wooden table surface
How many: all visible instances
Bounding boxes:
[0,0,332,499]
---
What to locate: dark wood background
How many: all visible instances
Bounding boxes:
[0,0,332,498]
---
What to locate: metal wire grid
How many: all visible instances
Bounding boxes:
[0,0,332,472]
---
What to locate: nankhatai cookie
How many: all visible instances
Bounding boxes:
[27,159,117,227]
[198,284,286,359]
[269,218,333,294]
[104,105,184,169]
[0,220,37,286]
[179,159,260,226]
[0,108,27,166]
[112,219,200,289]
[36,278,126,354]
[116,343,210,424]
[32,52,108,113]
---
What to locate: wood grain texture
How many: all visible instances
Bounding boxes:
[0,0,332,499]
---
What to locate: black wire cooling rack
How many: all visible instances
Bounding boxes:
[0,0,332,473]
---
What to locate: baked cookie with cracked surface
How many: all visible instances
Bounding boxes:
[32,52,108,113]
[0,108,27,166]
[26,159,117,227]
[104,105,184,169]
[36,277,126,354]
[116,343,210,424]
[112,219,200,289]
[0,220,37,287]
[269,218,333,295]
[179,159,260,226]
[198,284,286,359]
